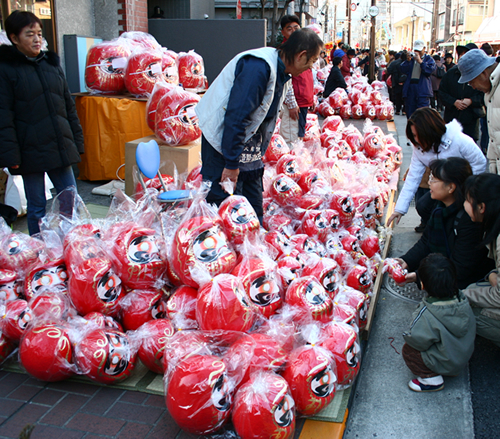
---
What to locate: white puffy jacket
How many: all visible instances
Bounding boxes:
[485,62,500,174]
[395,119,487,215]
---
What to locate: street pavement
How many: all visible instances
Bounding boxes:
[2,113,499,438]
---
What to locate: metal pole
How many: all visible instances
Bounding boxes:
[348,2,351,45]
[369,0,376,81]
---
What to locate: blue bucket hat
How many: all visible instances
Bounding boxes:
[458,49,496,84]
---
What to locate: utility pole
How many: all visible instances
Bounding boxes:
[369,0,377,81]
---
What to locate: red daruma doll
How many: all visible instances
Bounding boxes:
[155,87,201,146]
[177,50,208,91]
[85,40,131,94]
[232,372,296,439]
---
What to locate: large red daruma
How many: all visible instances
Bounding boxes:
[281,345,337,416]
[1,299,32,341]
[75,328,136,384]
[321,321,361,387]
[177,50,208,91]
[146,82,176,131]
[124,50,164,96]
[301,257,341,299]
[232,258,282,318]
[269,174,303,207]
[218,195,260,246]
[111,225,167,290]
[67,256,125,317]
[19,323,74,382]
[285,276,333,323]
[276,154,303,182]
[233,372,296,439]
[339,103,352,119]
[118,289,166,331]
[85,41,131,94]
[24,259,68,300]
[166,354,232,435]
[264,135,290,164]
[0,233,43,274]
[137,318,176,374]
[171,216,237,288]
[155,88,201,146]
[196,273,255,332]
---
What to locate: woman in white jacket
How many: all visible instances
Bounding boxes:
[387,107,487,227]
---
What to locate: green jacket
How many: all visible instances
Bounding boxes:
[403,291,476,376]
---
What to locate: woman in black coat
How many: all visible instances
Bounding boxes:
[0,11,84,235]
[395,157,494,289]
[323,56,347,98]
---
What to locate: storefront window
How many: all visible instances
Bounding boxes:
[1,0,56,52]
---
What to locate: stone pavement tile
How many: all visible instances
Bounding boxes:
[0,397,24,417]
[119,390,148,405]
[0,372,29,397]
[46,380,100,396]
[31,388,66,406]
[81,387,124,415]
[66,413,126,436]
[84,435,112,439]
[7,384,44,402]
[0,402,49,438]
[145,411,180,438]
[30,424,86,439]
[144,394,165,408]
[106,401,164,424]
[41,393,90,426]
[116,421,153,438]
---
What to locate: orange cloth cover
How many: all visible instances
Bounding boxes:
[76,96,154,181]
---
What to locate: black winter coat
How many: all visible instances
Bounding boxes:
[0,45,84,175]
[401,206,495,289]
[438,65,484,141]
[323,66,347,98]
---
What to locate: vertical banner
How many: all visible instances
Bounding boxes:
[237,0,242,19]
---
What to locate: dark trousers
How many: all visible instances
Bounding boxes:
[415,189,437,226]
[200,136,264,222]
[298,107,309,138]
[405,95,431,119]
[480,116,489,155]
[392,85,403,113]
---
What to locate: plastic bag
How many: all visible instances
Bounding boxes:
[177,50,208,92]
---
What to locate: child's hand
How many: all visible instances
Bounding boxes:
[394,258,408,270]
[489,272,498,287]
[404,272,417,284]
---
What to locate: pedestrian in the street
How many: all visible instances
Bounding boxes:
[386,107,487,228]
[196,28,323,222]
[402,253,476,392]
[400,40,436,118]
[430,54,444,111]
[439,43,485,143]
[341,48,355,78]
[0,10,84,235]
[457,49,500,173]
[323,56,347,98]
[463,173,500,347]
[444,52,455,71]
[278,15,316,145]
[394,157,494,289]
[386,51,404,115]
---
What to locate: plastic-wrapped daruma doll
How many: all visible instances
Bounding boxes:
[232,372,296,439]
[218,195,260,246]
[111,224,167,290]
[177,50,208,91]
[155,87,201,146]
[85,40,131,94]
[0,269,23,302]
[124,50,164,96]
[19,322,75,382]
[24,259,68,300]
[75,328,136,384]
[171,215,237,288]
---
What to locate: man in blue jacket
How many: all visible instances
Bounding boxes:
[401,40,436,118]
[196,29,323,222]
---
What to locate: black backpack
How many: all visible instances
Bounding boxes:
[436,65,446,79]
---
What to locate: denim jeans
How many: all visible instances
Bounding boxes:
[22,165,77,235]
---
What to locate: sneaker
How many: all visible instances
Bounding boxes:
[414,222,426,233]
[408,377,444,392]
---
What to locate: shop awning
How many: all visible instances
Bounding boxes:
[474,15,500,44]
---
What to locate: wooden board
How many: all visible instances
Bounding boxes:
[362,189,396,339]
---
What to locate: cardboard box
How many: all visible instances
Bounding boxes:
[125,135,201,196]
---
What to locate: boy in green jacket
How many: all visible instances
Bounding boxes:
[402,253,476,392]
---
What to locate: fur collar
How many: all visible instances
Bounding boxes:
[0,44,59,66]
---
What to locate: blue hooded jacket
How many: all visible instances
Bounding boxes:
[400,54,436,98]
